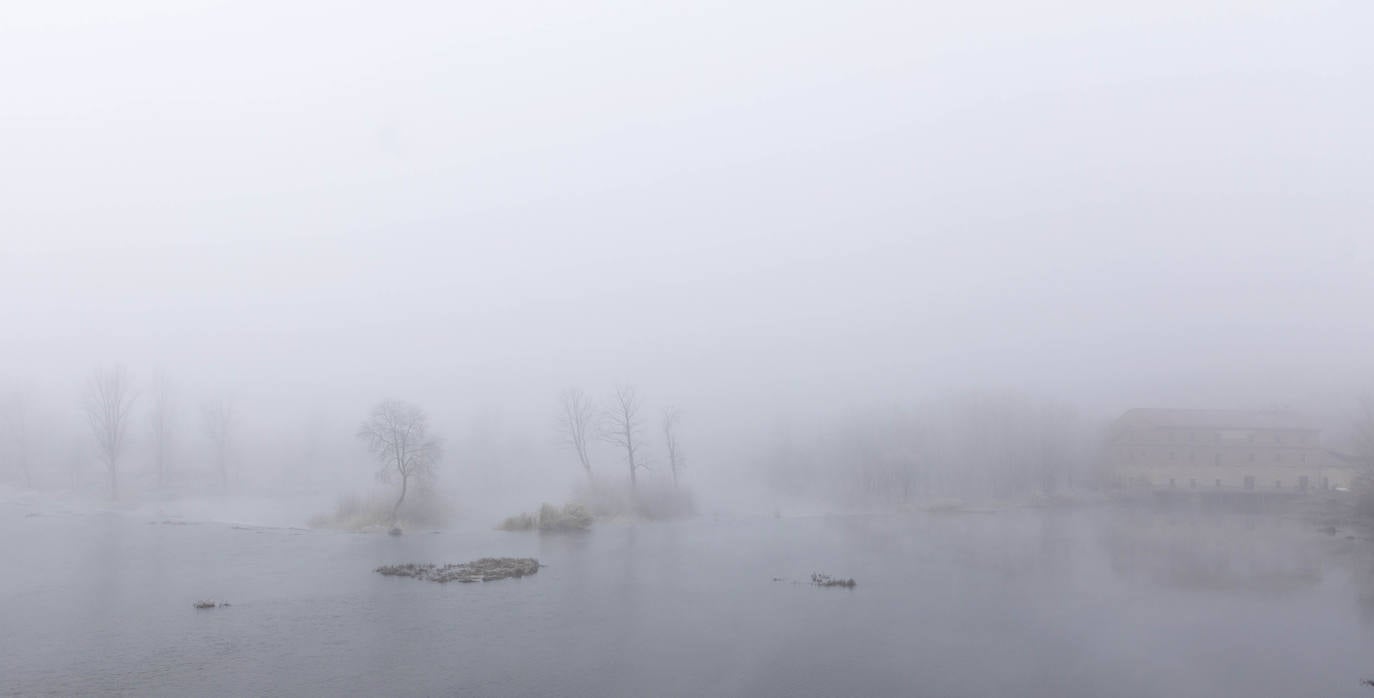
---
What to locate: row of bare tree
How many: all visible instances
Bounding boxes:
[558,386,684,489]
[1,366,237,498]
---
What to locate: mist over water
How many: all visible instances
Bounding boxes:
[3,1,1374,696]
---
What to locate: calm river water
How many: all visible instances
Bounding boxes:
[4,502,1374,697]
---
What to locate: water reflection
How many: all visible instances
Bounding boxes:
[1099,512,1325,594]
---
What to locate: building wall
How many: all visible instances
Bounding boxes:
[1109,424,1355,490]
[1114,464,1354,490]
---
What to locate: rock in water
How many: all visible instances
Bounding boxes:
[810,573,857,588]
[375,557,540,584]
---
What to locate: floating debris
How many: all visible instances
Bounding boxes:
[810,573,857,589]
[193,600,230,609]
[375,557,540,584]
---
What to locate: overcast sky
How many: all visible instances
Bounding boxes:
[2,0,1371,432]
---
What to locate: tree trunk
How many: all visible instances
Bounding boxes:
[392,475,408,524]
[109,462,119,500]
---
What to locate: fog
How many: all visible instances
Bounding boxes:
[3,1,1374,695]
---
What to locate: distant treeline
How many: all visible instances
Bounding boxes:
[759,393,1098,506]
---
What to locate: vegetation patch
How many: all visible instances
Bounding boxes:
[538,502,593,532]
[498,482,696,534]
[309,488,451,533]
[375,557,540,584]
[498,503,593,533]
[193,600,230,609]
[497,512,538,532]
[572,480,696,521]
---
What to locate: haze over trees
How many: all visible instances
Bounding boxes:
[357,400,442,525]
[83,366,138,499]
[762,393,1092,508]
[662,407,683,487]
[558,388,596,481]
[1,393,31,489]
[202,399,234,491]
[601,386,648,490]
[148,375,173,488]
[1354,396,1374,475]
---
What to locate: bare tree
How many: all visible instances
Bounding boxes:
[357,400,442,525]
[558,388,597,480]
[662,407,684,487]
[1,393,31,488]
[202,399,234,490]
[601,386,648,489]
[148,375,173,488]
[84,366,138,499]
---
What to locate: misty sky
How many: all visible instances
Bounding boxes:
[3,0,1371,428]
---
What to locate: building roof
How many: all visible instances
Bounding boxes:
[1114,408,1317,432]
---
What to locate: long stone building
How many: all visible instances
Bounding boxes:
[1107,408,1355,491]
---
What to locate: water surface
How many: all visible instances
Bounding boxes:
[4,504,1373,697]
